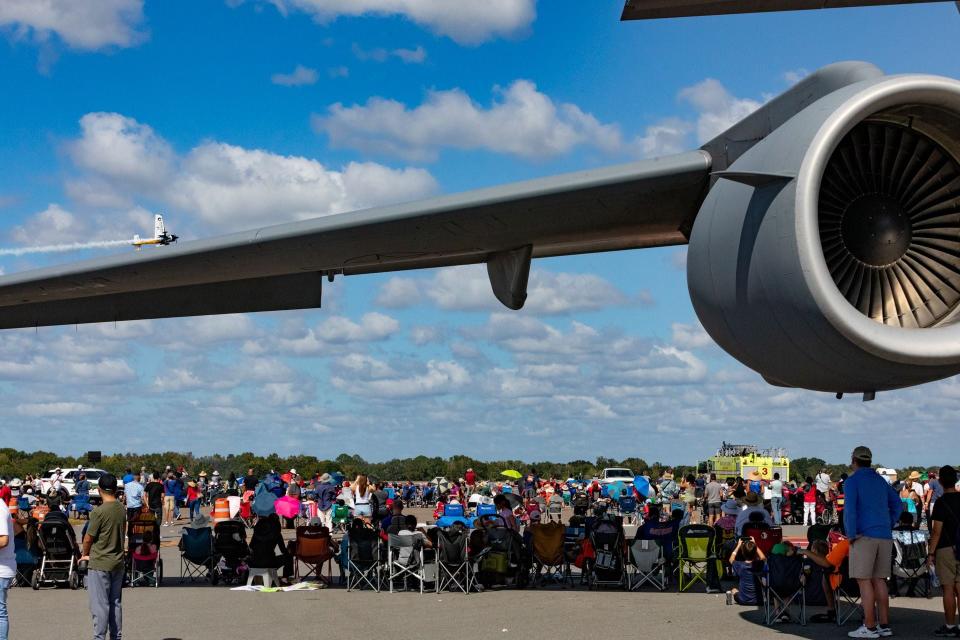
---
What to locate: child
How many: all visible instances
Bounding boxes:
[726,537,766,605]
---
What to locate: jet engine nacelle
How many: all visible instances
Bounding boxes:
[688,73,960,393]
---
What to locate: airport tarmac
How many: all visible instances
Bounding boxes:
[10,509,945,640]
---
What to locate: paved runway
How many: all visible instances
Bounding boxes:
[11,508,945,640]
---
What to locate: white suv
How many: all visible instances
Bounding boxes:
[600,468,635,484]
[40,468,109,499]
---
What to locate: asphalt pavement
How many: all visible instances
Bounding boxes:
[10,508,946,640]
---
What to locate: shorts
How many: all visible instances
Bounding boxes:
[353,504,372,517]
[707,503,721,517]
[163,495,175,509]
[935,547,960,585]
[848,536,893,579]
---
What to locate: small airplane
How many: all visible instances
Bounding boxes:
[132,215,178,250]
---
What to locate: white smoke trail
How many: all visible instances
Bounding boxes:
[0,239,131,257]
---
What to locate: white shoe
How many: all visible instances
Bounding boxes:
[876,627,893,637]
[848,626,880,638]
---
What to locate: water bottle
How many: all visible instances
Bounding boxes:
[930,564,940,589]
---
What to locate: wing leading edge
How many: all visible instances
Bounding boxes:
[0,151,711,329]
[620,0,954,19]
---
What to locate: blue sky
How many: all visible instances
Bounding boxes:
[1,0,959,466]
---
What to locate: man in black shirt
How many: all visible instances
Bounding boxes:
[243,468,258,493]
[929,465,960,638]
[144,473,164,522]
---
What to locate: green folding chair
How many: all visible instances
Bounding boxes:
[677,524,717,592]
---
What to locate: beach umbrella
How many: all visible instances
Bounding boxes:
[501,470,522,479]
[634,475,651,498]
[435,478,452,494]
[503,493,523,509]
[607,481,627,499]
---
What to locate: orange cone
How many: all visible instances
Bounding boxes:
[212,498,230,523]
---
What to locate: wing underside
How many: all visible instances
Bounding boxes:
[0,151,711,329]
[620,0,952,19]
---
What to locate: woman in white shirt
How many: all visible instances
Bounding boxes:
[351,475,373,520]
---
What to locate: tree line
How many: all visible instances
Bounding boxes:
[0,449,942,484]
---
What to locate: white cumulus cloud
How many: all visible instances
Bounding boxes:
[245,0,536,45]
[314,80,622,161]
[66,113,438,233]
[0,0,146,50]
[271,64,318,86]
[678,78,763,144]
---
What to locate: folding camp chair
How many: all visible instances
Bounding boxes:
[587,528,627,590]
[677,524,717,592]
[346,528,381,592]
[891,529,931,598]
[564,525,587,585]
[742,523,782,557]
[714,524,737,577]
[629,539,667,591]
[529,521,567,587]
[387,533,429,593]
[14,536,37,587]
[763,554,807,625]
[437,527,472,593]
[331,504,351,533]
[293,525,334,584]
[618,496,639,525]
[834,560,863,627]
[179,527,214,583]
[547,495,564,523]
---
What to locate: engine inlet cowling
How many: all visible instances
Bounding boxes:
[687,72,960,393]
[818,121,960,328]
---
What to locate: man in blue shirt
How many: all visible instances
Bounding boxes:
[124,473,145,521]
[843,445,902,639]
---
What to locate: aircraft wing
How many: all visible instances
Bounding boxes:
[0,151,711,329]
[620,0,954,19]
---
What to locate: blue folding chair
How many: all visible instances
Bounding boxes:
[179,527,214,583]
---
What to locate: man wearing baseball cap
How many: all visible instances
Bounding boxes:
[81,473,125,640]
[843,446,903,639]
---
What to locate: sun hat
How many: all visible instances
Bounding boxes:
[748,470,762,481]
[908,471,921,480]
[290,468,297,475]
[743,491,761,506]
[187,481,197,488]
[199,471,207,477]
[319,473,332,483]
[721,499,740,516]
[188,514,210,528]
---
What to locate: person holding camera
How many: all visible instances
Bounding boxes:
[80,473,125,640]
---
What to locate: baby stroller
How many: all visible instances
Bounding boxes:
[127,514,162,587]
[474,516,528,588]
[212,520,250,585]
[33,518,81,590]
[586,520,626,590]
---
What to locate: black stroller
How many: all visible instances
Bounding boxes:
[33,517,81,590]
[474,516,528,588]
[212,520,250,585]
